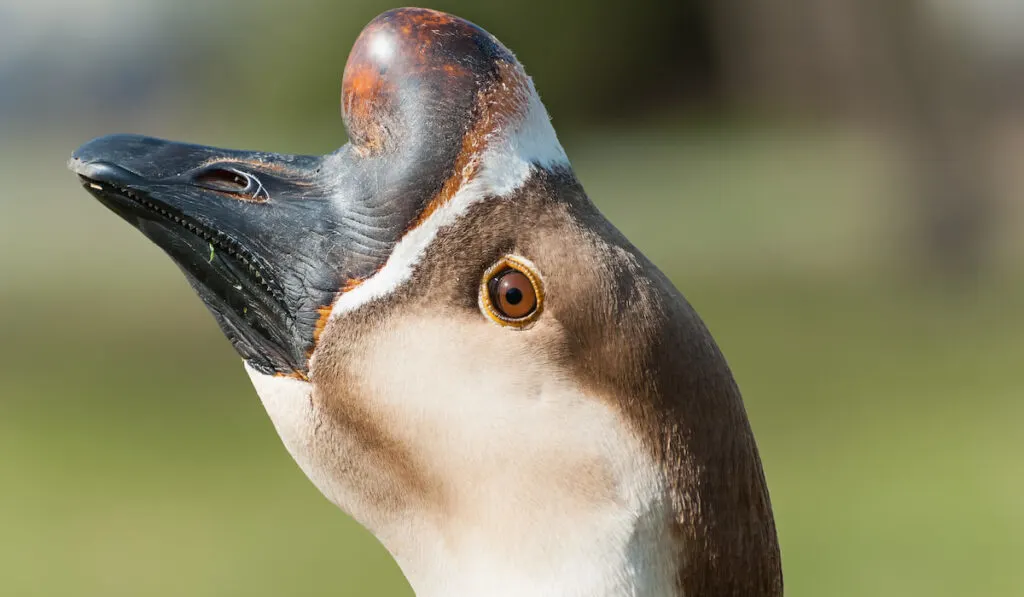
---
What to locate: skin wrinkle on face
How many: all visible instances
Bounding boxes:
[321,71,570,324]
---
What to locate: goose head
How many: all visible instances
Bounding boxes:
[69,8,782,596]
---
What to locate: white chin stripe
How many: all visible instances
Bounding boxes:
[328,79,569,322]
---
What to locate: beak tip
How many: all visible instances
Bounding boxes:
[67,154,141,187]
[68,134,161,179]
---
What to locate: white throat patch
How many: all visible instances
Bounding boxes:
[246,306,679,597]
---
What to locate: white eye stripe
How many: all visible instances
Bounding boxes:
[323,79,568,328]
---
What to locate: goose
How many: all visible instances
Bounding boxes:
[68,7,782,596]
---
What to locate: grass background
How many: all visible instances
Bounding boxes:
[2,126,1022,595]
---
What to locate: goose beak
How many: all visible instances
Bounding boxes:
[69,134,340,377]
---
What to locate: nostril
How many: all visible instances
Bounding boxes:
[194,168,250,191]
[191,166,267,201]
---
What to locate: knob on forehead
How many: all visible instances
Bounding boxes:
[341,8,525,156]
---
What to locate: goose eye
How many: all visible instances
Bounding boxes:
[491,271,536,318]
[480,256,544,328]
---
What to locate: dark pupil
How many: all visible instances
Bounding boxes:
[505,287,523,305]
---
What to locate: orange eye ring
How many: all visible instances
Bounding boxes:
[479,255,544,328]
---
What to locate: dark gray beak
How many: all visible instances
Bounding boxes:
[70,134,351,376]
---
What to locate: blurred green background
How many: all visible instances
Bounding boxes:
[2,0,1023,595]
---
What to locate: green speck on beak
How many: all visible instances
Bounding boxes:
[208,243,215,263]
